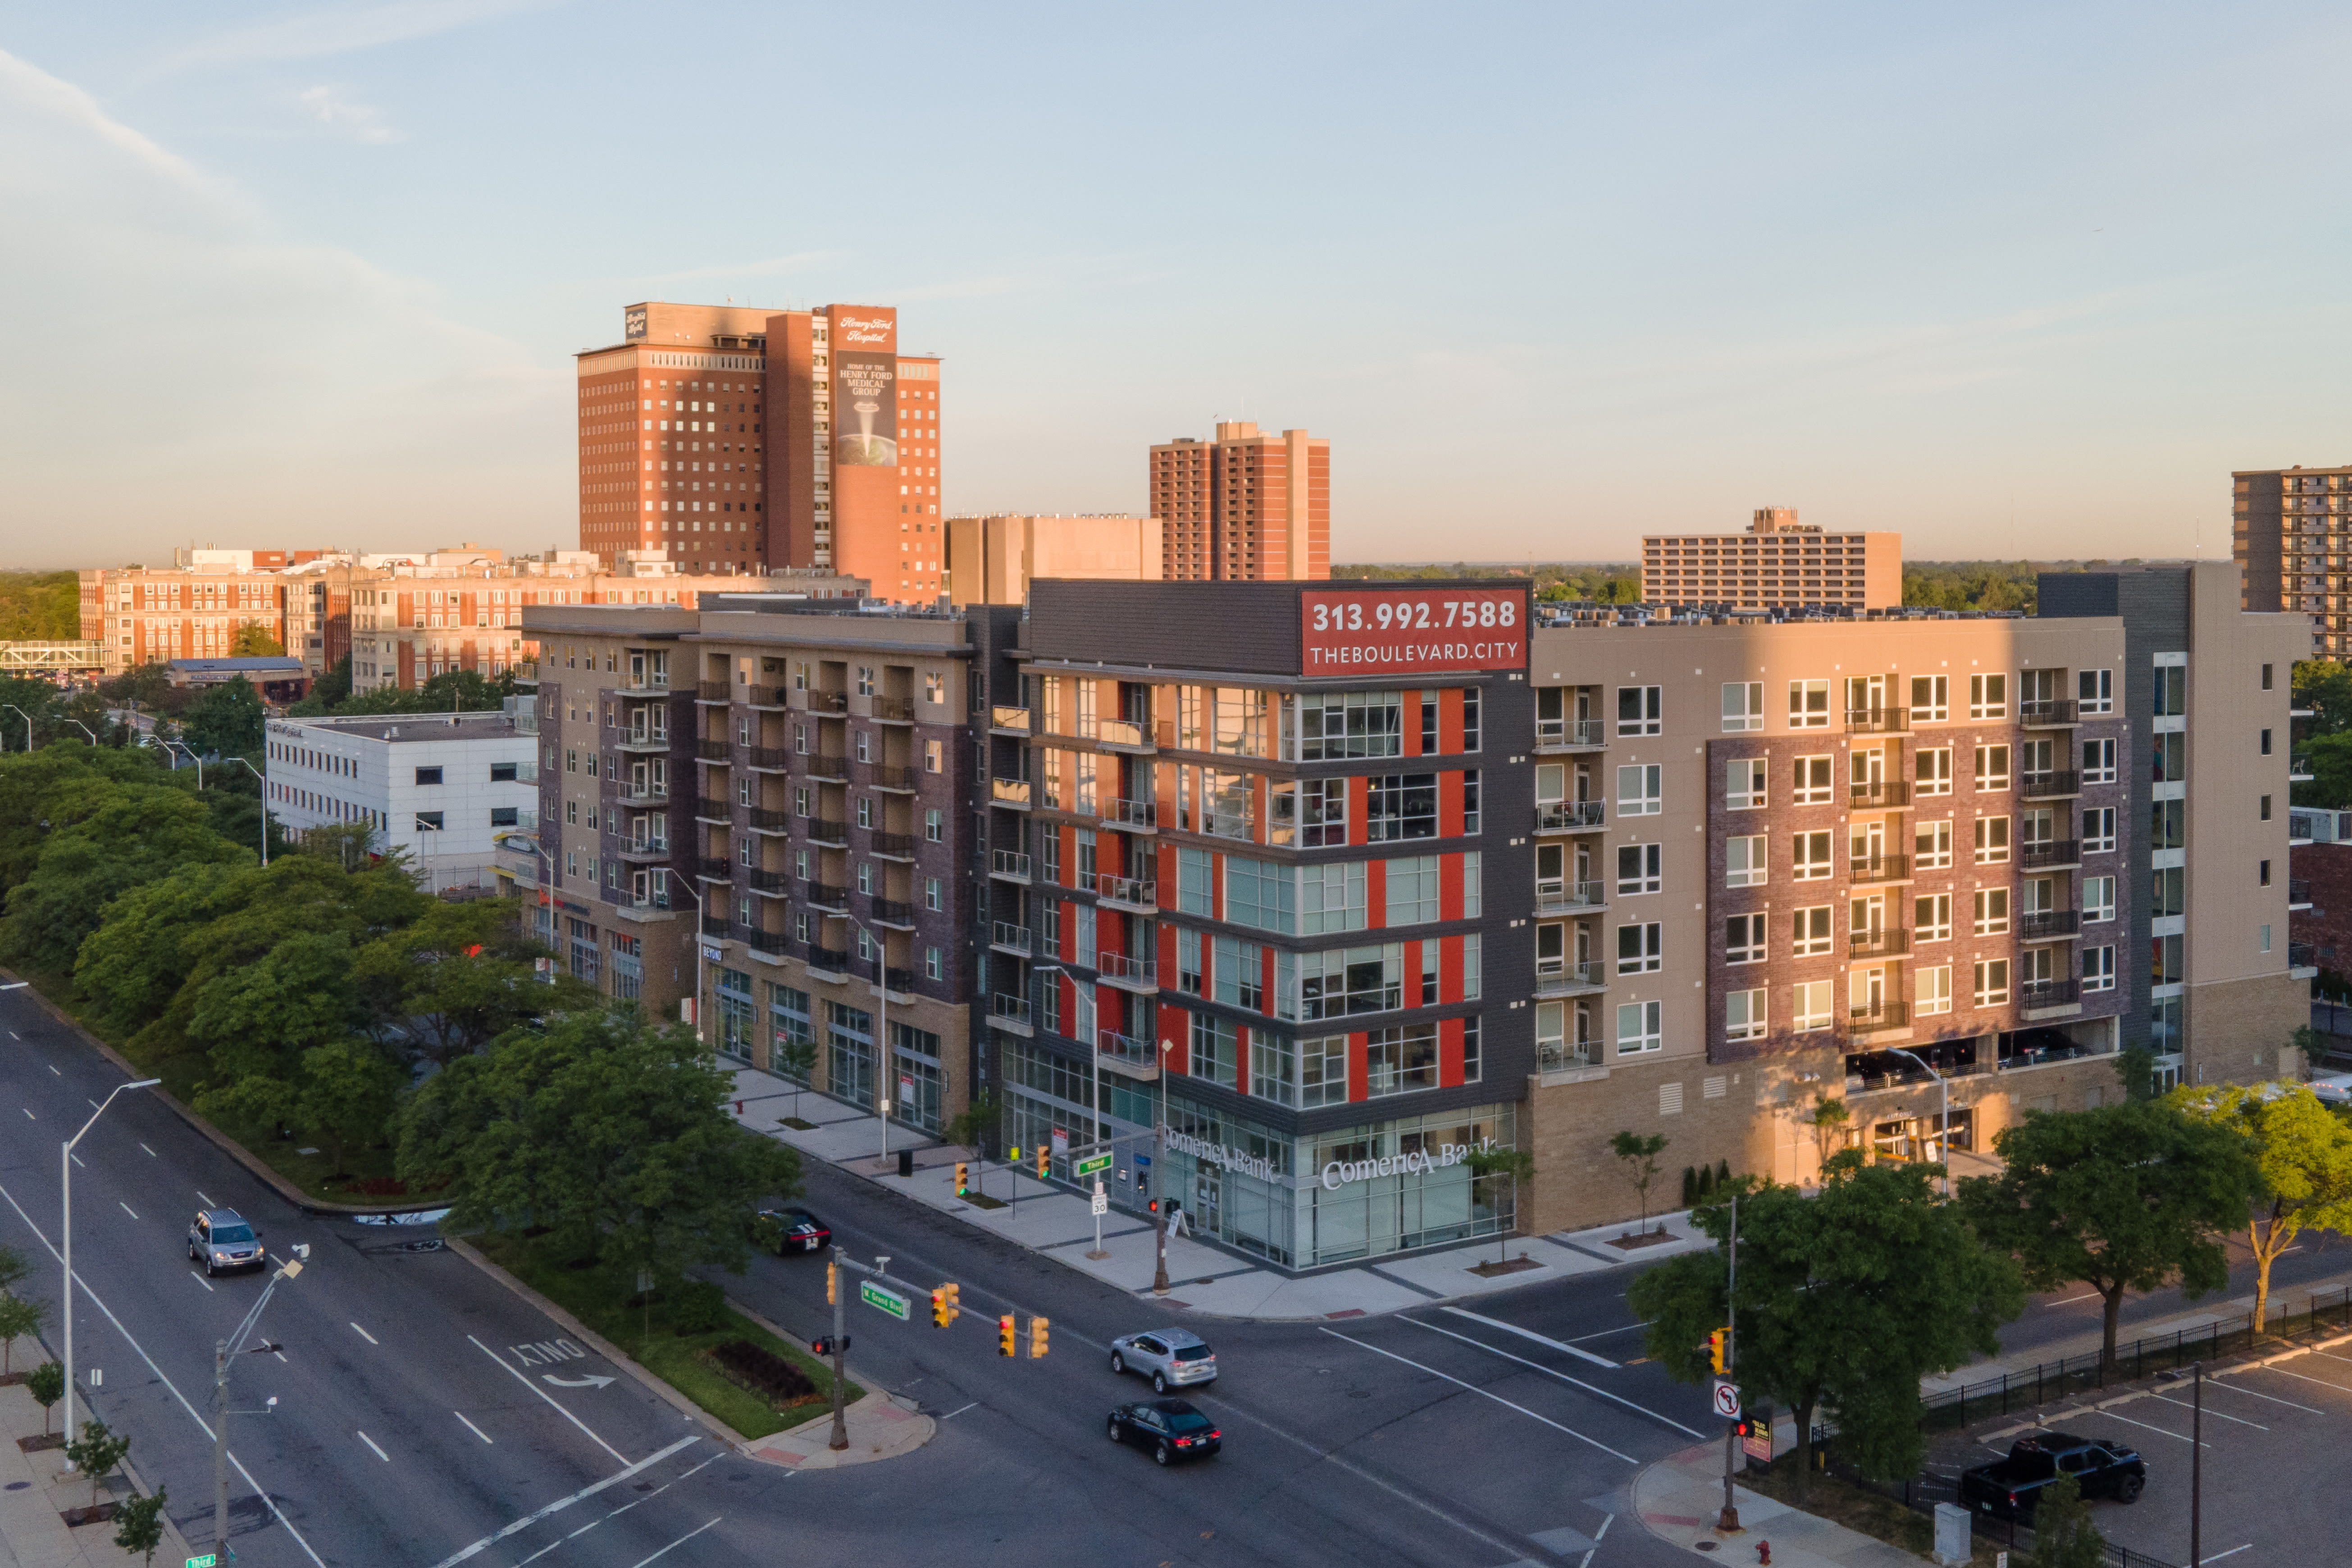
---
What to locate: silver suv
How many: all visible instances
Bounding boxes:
[188,1208,264,1276]
[1109,1328,1217,1393]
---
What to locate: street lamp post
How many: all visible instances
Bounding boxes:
[64,720,97,745]
[1153,1037,1174,1296]
[840,916,890,1162]
[213,1246,306,1550]
[62,1079,161,1446]
[1032,962,1090,1187]
[2,703,32,751]
[1884,1046,1951,1198]
[163,741,203,789]
[224,757,268,866]
[493,831,558,976]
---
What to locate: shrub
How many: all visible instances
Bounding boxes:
[703,1338,816,1407]
[669,1280,727,1335]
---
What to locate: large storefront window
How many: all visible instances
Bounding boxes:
[716,968,755,1062]
[769,984,814,1080]
[890,1022,944,1135]
[829,1002,875,1107]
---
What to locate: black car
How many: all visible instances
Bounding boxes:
[1107,1399,1221,1465]
[756,1207,831,1254]
[1958,1433,2146,1519]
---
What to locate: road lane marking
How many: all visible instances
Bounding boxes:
[2049,1293,2100,1305]
[20,1110,31,1121]
[0,1181,329,1568]
[351,1323,378,1345]
[567,1522,597,1538]
[47,1066,58,1076]
[424,1434,701,1568]
[1404,1317,1706,1438]
[2208,1377,2325,1415]
[357,1430,389,1462]
[2244,1362,2352,1395]
[197,1191,215,1207]
[140,1144,154,1158]
[85,1099,97,1110]
[941,1402,977,1419]
[1437,1305,1619,1367]
[629,1517,721,1568]
[1594,1514,1613,1540]
[455,1412,494,1445]
[118,1202,137,1220]
[189,1272,213,1293]
[1320,1328,1638,1463]
[468,1336,629,1466]
[2203,1546,2252,1562]
[2082,1408,2207,1446]
[68,1153,82,1168]
[2149,1391,2264,1428]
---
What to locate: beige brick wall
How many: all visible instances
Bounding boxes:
[2185,971,2310,1088]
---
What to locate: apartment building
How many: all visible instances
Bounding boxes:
[943,514,1162,606]
[80,564,298,674]
[1150,422,1331,583]
[2230,463,2352,654]
[1639,508,1902,611]
[517,597,979,1131]
[576,302,944,597]
[264,709,538,891]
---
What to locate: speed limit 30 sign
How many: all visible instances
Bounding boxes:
[1711,1381,1741,1419]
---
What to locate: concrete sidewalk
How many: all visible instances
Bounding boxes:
[1636,1443,1928,1568]
[743,1389,935,1472]
[726,1067,1712,1321]
[0,1377,196,1568]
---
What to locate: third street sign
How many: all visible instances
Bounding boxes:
[1073,1152,1112,1177]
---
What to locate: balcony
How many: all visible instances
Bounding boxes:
[1096,951,1159,992]
[804,883,849,912]
[2019,698,2079,728]
[1198,808,1254,841]
[989,993,1034,1035]
[744,747,793,771]
[1091,873,1158,913]
[745,927,788,962]
[694,798,733,823]
[1100,797,1158,833]
[697,738,730,762]
[803,818,849,848]
[1846,999,1910,1035]
[617,836,670,863]
[614,675,671,700]
[745,685,791,710]
[746,807,793,833]
[991,848,1032,883]
[804,754,850,782]
[2291,877,2313,910]
[695,682,731,704]
[805,946,851,980]
[870,763,918,793]
[870,830,917,861]
[1844,706,1909,734]
[874,966,917,1003]
[870,898,919,930]
[1533,878,1608,915]
[871,695,915,724]
[991,778,1032,810]
[616,783,669,806]
[1535,799,1607,834]
[1534,1042,1605,1082]
[1097,1029,1161,1081]
[1533,959,1608,998]
[2021,769,2083,801]
[616,727,671,754]
[2020,909,2081,941]
[2292,753,2315,782]
[990,705,1032,736]
[2019,838,2083,871]
[2291,940,2319,977]
[747,868,789,896]
[1848,853,1912,885]
[1848,779,1912,810]
[991,921,1033,957]
[1534,718,1608,752]
[690,857,730,881]
[806,690,848,715]
[1848,927,1910,959]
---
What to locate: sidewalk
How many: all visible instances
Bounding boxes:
[743,1390,934,1472]
[1636,1443,1928,1568]
[0,1378,196,1568]
[726,1067,1712,1321]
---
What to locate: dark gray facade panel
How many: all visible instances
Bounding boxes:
[1028,580,1306,674]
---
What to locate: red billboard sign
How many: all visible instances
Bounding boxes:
[1299,587,1529,675]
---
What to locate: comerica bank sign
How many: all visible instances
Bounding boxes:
[1163,1127,1495,1191]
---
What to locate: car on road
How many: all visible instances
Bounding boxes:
[187,1208,264,1276]
[1958,1432,2146,1519]
[2310,1072,2352,1108]
[1109,1328,1217,1393]
[1106,1399,1221,1465]
[756,1206,831,1254]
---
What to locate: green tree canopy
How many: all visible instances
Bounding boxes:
[228,624,283,657]
[2175,1082,2352,1330]
[183,676,265,758]
[1,777,248,975]
[2293,659,2352,736]
[350,898,590,1062]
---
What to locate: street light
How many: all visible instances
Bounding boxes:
[62,1078,162,1445]
[1884,1046,1951,1197]
[1153,1037,1175,1296]
[213,1245,306,1550]
[223,757,268,866]
[162,740,203,789]
[64,720,97,745]
[1,703,32,751]
[839,915,892,1162]
[1031,962,1091,1189]
[493,831,558,979]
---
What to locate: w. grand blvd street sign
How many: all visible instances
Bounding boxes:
[860,1281,910,1321]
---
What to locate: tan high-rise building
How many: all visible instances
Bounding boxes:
[942,513,1162,606]
[1149,421,1329,582]
[575,302,945,601]
[1640,508,1903,610]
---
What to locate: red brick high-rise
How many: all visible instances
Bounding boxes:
[1149,420,1329,581]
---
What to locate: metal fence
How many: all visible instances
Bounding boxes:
[1920,1284,2352,1430]
[1811,1448,2180,1568]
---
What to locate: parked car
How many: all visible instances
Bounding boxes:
[756,1207,831,1254]
[2308,1072,2352,1108]
[1106,1399,1221,1465]
[187,1208,265,1276]
[1109,1328,1217,1393]
[1959,1433,2146,1519]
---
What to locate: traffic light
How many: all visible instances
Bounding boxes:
[1036,1146,1050,1178]
[942,1282,960,1322]
[998,1313,1016,1356]
[811,1335,848,1357]
[931,1287,950,1327]
[826,1260,838,1305]
[954,1162,970,1196]
[1029,1315,1049,1359]
[1707,1327,1728,1374]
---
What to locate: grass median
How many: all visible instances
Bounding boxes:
[469,1231,858,1440]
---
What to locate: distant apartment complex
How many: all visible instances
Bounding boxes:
[1150,422,1330,583]
[575,302,944,599]
[2231,463,2352,655]
[1639,508,1902,611]
[943,514,1163,606]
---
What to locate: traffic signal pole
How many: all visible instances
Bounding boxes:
[1720,1193,1741,1536]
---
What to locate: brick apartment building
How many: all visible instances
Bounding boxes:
[2231,461,2352,655]
[1150,422,1330,583]
[1639,508,1903,611]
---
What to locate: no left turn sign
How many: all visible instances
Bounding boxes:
[1711,1381,1741,1419]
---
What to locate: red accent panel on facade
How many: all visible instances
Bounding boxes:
[1157,1001,1190,1075]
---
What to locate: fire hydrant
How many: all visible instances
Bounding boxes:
[1755,1544,1770,1565]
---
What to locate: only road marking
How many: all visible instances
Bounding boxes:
[118,1202,137,1220]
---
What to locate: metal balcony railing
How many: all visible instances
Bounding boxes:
[991,993,1032,1026]
[744,746,793,770]
[1090,873,1157,909]
[1098,1030,1155,1067]
[1533,718,1608,749]
[1848,853,1912,884]
[1848,928,1910,959]
[807,690,848,714]
[690,857,730,880]
[804,754,850,780]
[1533,959,1608,994]
[696,682,731,703]
[871,898,918,928]
[804,819,849,846]
[990,705,1032,734]
[1536,799,1607,832]
[2021,770,2082,800]
[1846,999,1910,1032]
[2019,839,2083,869]
[748,868,789,893]
[695,797,733,820]
[991,921,1033,954]
[2291,940,2318,970]
[991,848,1032,880]
[992,778,1032,809]
[1533,878,1607,913]
[870,763,918,791]
[1536,1042,1601,1074]
[871,695,915,722]
[1096,951,1159,987]
[1844,706,1909,734]
[804,883,849,911]
[697,738,730,761]
[2020,909,2081,940]
[806,946,850,975]
[1101,797,1157,830]
[1199,808,1253,840]
[2020,977,2080,1009]
[2019,698,2079,726]
[2291,877,2312,905]
[1849,779,1912,809]
[870,830,917,859]
[746,807,793,831]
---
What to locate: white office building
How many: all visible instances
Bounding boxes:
[264,709,538,892]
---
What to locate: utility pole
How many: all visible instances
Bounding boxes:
[2190,1361,2202,1568]
[1719,1192,1741,1535]
[828,1260,848,1452]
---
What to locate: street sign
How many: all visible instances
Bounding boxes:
[1090,1181,1109,1217]
[1711,1381,1741,1419]
[187,1556,219,1568]
[1051,1128,1070,1157]
[1074,1152,1112,1177]
[860,1280,910,1321]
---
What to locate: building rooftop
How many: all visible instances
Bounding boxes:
[272,711,529,743]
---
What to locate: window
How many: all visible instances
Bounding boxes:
[1616,922,1662,974]
[2261,794,2273,821]
[490,806,520,828]
[1461,1015,1481,1083]
[1462,933,1481,999]
[2151,931,2185,984]
[1915,818,1954,870]
[1792,905,1832,957]
[2085,876,2115,922]
[1910,675,1949,724]
[1726,758,1767,810]
[2079,669,2113,714]
[856,665,875,697]
[1792,980,1832,1033]
[1188,1012,1238,1089]
[925,807,944,843]
[1250,1030,1296,1105]
[1462,851,1482,917]
[1974,815,2010,864]
[1300,944,1403,1017]
[2084,806,2116,853]
[857,796,875,829]
[1616,1000,1661,1055]
[1617,842,1662,895]
[1916,965,1952,1016]
[924,876,943,911]
[1617,685,1660,736]
[1726,913,1767,964]
[2082,737,2115,784]
[1215,936,1267,1011]
[2261,727,2274,758]
[415,766,444,786]
[1176,928,1203,995]
[2260,858,2272,888]
[1972,886,2010,936]
[1364,1023,1439,1096]
[1915,892,1952,942]
[925,739,944,774]
[1792,830,1834,880]
[2261,923,2273,953]
[1365,773,1439,840]
[1792,756,1833,805]
[1385,855,1441,925]
[1177,848,1213,915]
[1722,682,1764,732]
[1300,1035,1349,1106]
[1727,834,1767,888]
[1276,776,1349,847]
[2153,732,2187,783]
[491,761,519,783]
[1786,679,1829,728]
[1616,764,1661,816]
[1463,769,1481,834]
[1226,856,1297,933]
[1462,690,1481,753]
[2154,665,2187,716]
[1916,748,1953,796]
[924,671,944,705]
[2153,866,2185,918]
[565,800,578,825]
[1969,673,2007,720]
[1973,957,2010,1008]
[1726,988,1766,1041]
[2262,662,2275,692]
[1302,861,1369,933]
[1297,690,1403,760]
[2150,799,2185,851]
[2084,946,2115,992]
[1973,744,2011,792]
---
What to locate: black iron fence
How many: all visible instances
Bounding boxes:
[1805,1443,2181,1568]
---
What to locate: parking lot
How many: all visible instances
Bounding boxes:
[1934,1334,2352,1563]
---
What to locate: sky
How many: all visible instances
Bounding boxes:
[5,1,2352,570]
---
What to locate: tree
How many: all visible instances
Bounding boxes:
[2177,1083,2352,1331]
[1465,1145,1536,1261]
[0,1242,30,1295]
[2293,658,2352,736]
[1629,1157,2024,1499]
[1959,1101,2261,1379]
[295,1041,406,1174]
[2298,729,2352,810]
[2292,1024,2334,1075]
[113,1487,166,1567]
[182,676,264,759]
[228,624,284,657]
[2026,1473,2104,1568]
[1,778,249,975]
[2115,1046,2157,1102]
[351,900,595,1063]
[1807,1095,1851,1174]
[65,1418,128,1506]
[0,1293,46,1373]
[774,1034,820,1121]
[1609,1130,1668,1234]
[27,1361,61,1433]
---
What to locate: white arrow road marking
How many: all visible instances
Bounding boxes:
[357,1430,389,1462]
[542,1373,615,1390]
[469,1336,627,1465]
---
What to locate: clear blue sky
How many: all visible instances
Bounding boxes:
[5,1,2349,569]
